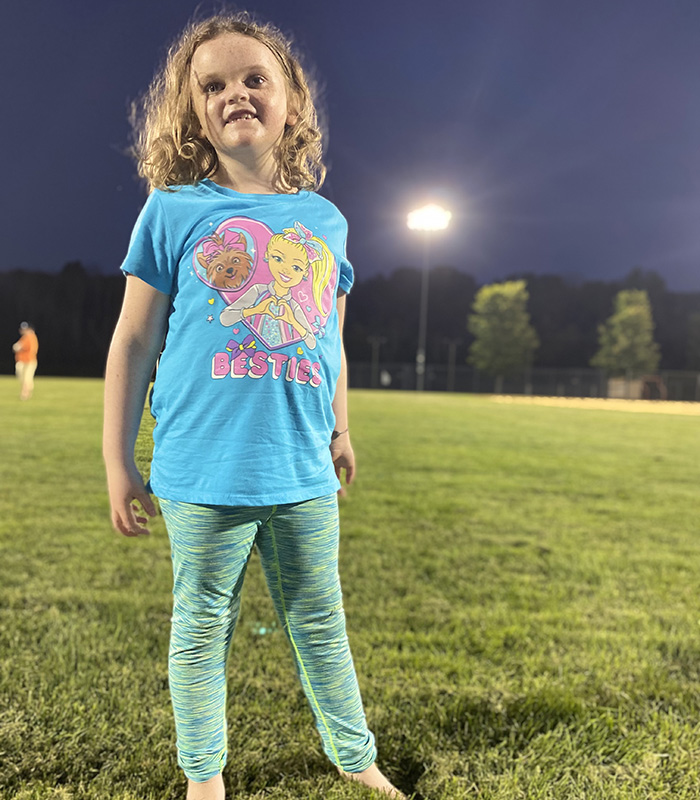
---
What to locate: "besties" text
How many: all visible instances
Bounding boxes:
[211,350,322,387]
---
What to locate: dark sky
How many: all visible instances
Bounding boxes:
[3,0,700,289]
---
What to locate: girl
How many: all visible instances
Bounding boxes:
[103,12,404,800]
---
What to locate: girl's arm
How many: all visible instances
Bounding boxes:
[220,284,265,325]
[330,292,355,491]
[103,275,171,536]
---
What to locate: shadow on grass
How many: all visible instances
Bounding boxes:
[435,689,586,752]
[394,751,429,799]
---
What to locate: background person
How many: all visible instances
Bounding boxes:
[13,322,38,400]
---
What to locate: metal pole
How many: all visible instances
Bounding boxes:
[416,233,431,391]
[371,338,379,389]
[447,339,458,392]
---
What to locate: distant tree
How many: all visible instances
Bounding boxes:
[623,266,667,297]
[590,289,660,377]
[467,280,539,393]
[685,312,700,370]
[343,266,476,364]
[517,273,616,368]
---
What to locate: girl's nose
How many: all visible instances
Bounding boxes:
[227,83,249,103]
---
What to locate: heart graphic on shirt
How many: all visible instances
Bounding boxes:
[194,215,339,352]
[297,347,304,355]
[269,301,290,319]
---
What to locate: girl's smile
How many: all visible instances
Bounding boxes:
[226,109,257,123]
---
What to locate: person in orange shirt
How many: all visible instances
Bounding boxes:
[13,322,39,400]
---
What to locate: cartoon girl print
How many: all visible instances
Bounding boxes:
[219,222,335,350]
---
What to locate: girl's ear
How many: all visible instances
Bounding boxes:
[286,89,301,127]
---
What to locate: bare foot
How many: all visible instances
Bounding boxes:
[338,763,406,798]
[186,773,225,800]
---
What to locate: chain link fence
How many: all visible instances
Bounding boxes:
[349,362,700,402]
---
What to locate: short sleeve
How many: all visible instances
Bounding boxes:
[338,257,354,295]
[120,191,177,295]
[338,219,354,295]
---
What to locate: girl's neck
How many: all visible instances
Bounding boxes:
[272,280,289,296]
[211,150,286,195]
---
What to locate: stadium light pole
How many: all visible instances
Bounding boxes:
[407,204,452,390]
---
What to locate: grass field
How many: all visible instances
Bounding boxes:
[1,376,700,799]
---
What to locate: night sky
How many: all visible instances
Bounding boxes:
[4,0,700,289]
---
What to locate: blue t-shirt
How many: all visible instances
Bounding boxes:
[121,179,354,506]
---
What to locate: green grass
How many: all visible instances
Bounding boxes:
[1,377,700,799]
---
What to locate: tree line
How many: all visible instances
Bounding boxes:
[467,281,662,393]
[2,261,700,378]
[345,265,700,374]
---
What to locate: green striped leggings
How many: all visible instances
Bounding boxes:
[159,494,377,782]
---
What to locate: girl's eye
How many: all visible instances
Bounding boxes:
[272,255,282,263]
[246,75,266,88]
[204,82,223,94]
[293,265,302,273]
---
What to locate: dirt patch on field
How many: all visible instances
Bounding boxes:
[491,395,700,416]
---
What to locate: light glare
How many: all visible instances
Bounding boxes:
[407,204,452,231]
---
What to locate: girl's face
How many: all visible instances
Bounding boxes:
[266,238,308,289]
[190,33,297,167]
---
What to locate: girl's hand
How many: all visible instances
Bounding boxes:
[275,300,298,325]
[107,464,157,537]
[330,433,355,497]
[103,276,168,538]
[245,297,275,318]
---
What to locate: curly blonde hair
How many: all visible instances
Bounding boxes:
[131,12,326,193]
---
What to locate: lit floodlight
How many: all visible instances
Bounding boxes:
[406,204,452,231]
[406,203,451,390]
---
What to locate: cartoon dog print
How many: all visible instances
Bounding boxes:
[197,230,253,290]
